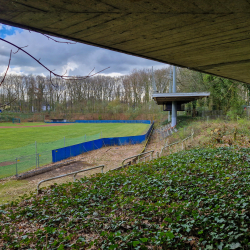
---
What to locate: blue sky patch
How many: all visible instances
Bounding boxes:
[0,24,23,38]
[0,22,165,76]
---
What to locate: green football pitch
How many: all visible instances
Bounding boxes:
[0,122,150,178]
[0,122,150,150]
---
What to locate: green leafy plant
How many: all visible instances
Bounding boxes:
[1,147,250,249]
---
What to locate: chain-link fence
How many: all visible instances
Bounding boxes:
[0,112,35,122]
[0,133,100,179]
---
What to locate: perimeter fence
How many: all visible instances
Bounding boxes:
[0,113,35,122]
[52,122,154,163]
[0,133,100,179]
[47,120,151,124]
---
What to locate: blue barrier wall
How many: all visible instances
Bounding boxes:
[47,120,151,124]
[75,120,151,124]
[52,122,154,163]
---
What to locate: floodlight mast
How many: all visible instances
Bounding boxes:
[151,65,177,126]
[168,67,172,122]
[171,66,177,127]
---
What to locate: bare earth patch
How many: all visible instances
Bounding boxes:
[27,143,143,186]
[0,161,15,167]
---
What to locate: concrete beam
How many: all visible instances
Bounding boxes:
[1,1,250,83]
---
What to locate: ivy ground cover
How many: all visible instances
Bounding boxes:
[1,147,250,249]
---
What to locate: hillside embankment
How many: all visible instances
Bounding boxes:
[1,118,250,249]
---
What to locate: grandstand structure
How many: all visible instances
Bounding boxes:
[152,66,210,126]
[152,92,210,107]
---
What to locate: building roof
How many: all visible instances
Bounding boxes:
[152,92,210,105]
[1,1,250,83]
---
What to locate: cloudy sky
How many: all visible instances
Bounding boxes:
[0,24,167,77]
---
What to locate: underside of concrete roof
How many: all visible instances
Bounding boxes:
[152,92,210,105]
[1,0,250,83]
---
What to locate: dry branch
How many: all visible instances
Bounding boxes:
[0,36,110,111]
[0,97,17,109]
[41,33,76,44]
[0,50,12,87]
[0,38,110,85]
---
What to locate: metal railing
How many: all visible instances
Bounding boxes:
[121,129,194,169]
[37,165,104,192]
[122,150,154,167]
[156,123,178,141]
[36,128,195,194]
[141,123,155,152]
[160,129,194,156]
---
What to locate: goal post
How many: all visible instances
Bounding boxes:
[12,118,21,124]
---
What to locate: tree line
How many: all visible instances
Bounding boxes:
[0,66,249,119]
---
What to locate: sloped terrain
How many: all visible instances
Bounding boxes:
[0,143,143,205]
[1,146,250,249]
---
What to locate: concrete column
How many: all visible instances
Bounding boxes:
[172,101,177,127]
[168,111,171,122]
[171,66,177,127]
[168,67,172,122]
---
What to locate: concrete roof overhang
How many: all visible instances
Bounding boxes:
[152,92,210,105]
[1,1,250,83]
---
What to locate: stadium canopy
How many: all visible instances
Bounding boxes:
[152,92,210,105]
[1,1,250,83]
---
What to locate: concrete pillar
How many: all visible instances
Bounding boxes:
[168,68,172,122]
[172,101,177,127]
[168,111,171,122]
[171,66,177,127]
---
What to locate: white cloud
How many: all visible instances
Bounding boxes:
[5,25,12,30]
[0,27,167,77]
[100,72,124,77]
[62,61,79,76]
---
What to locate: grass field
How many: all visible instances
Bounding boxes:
[0,122,150,178]
[0,122,149,150]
